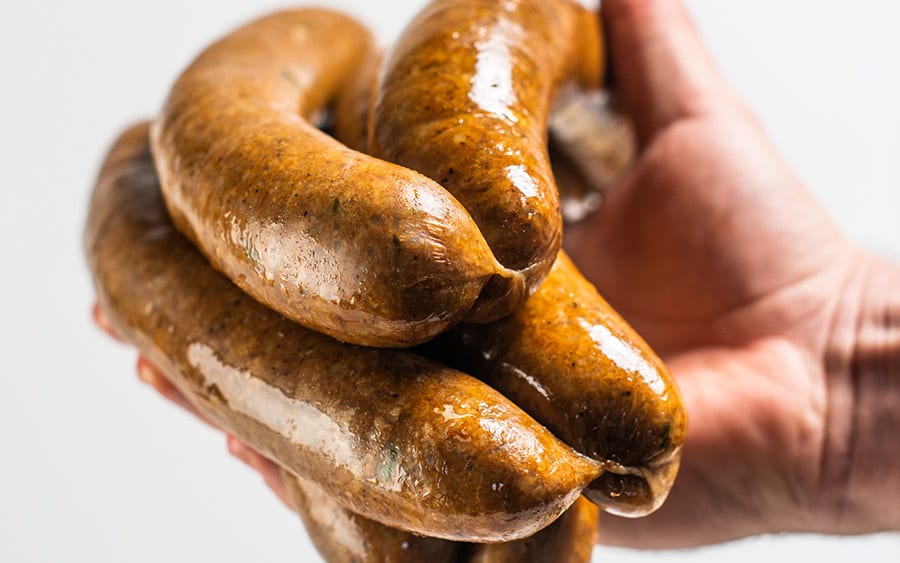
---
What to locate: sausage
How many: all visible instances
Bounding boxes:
[329,51,684,517]
[151,9,515,348]
[423,253,687,517]
[282,467,598,562]
[467,496,598,562]
[85,123,604,542]
[333,49,381,158]
[370,0,603,321]
[281,469,464,562]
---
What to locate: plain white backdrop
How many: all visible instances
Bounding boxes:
[2,0,898,561]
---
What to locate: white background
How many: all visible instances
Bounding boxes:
[2,0,898,561]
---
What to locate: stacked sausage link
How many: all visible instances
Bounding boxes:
[85,2,686,561]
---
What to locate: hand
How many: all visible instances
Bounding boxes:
[564,0,900,547]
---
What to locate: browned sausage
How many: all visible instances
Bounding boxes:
[370,0,602,322]
[333,49,381,158]
[467,496,598,562]
[151,9,515,348]
[424,253,687,517]
[282,467,598,562]
[281,469,464,562]
[328,27,682,517]
[86,123,603,542]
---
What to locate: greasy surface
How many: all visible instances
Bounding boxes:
[468,497,598,562]
[425,253,687,516]
[284,468,598,562]
[282,470,463,562]
[152,9,509,348]
[85,124,603,542]
[371,0,602,322]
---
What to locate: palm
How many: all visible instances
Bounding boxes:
[564,113,855,546]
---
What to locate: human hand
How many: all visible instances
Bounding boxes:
[564,0,900,547]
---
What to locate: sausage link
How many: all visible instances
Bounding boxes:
[333,49,381,157]
[152,9,511,348]
[371,0,602,322]
[424,254,687,517]
[467,496,598,562]
[328,32,681,516]
[282,467,598,562]
[282,469,464,562]
[86,123,603,542]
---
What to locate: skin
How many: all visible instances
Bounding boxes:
[561,0,900,546]
[371,0,602,322]
[152,9,509,348]
[86,124,603,542]
[93,0,900,552]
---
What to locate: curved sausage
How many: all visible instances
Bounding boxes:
[333,49,381,158]
[371,0,602,321]
[85,123,603,542]
[151,9,514,348]
[327,33,681,517]
[424,253,687,517]
[282,467,598,562]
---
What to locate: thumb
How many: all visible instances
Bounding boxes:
[603,0,738,144]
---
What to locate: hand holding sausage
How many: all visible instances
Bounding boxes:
[86,1,692,558]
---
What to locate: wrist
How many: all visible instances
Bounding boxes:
[820,252,900,533]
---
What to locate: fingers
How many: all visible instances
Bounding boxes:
[227,436,293,509]
[602,0,737,144]
[92,302,125,342]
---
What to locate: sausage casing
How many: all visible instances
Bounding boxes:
[425,253,687,516]
[86,123,603,542]
[152,9,512,348]
[329,30,682,517]
[371,0,602,321]
[283,468,598,562]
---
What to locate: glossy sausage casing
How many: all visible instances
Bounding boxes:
[372,0,602,321]
[329,24,682,516]
[85,123,603,542]
[283,468,598,562]
[426,254,687,516]
[152,9,512,348]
